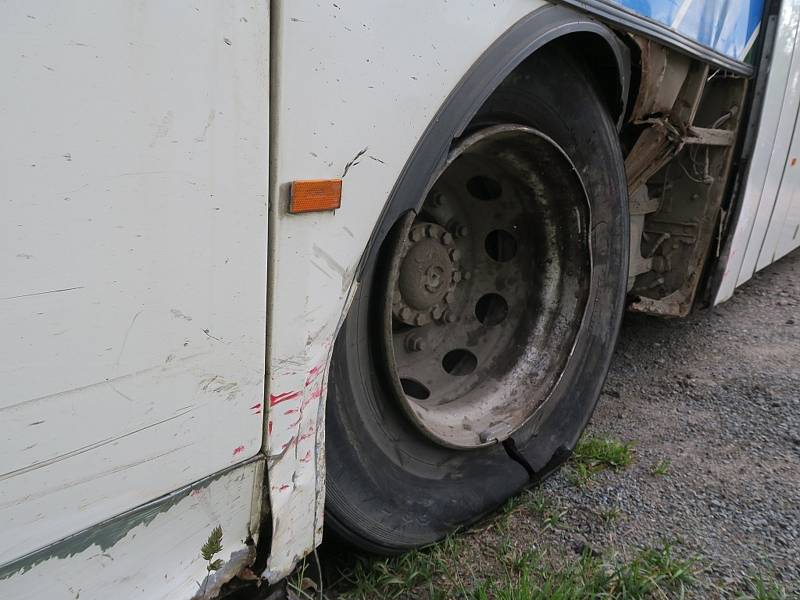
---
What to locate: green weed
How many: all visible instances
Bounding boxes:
[651,459,671,477]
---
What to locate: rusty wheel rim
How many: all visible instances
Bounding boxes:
[379,125,593,449]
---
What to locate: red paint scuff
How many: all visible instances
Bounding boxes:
[270,390,301,406]
[232,445,245,456]
[305,363,324,386]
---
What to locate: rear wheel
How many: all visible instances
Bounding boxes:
[325,48,628,553]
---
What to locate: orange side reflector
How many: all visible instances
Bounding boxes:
[289,179,342,214]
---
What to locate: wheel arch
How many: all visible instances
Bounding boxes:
[355,4,631,284]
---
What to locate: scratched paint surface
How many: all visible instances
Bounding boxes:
[0,461,262,600]
[264,0,550,580]
[0,0,269,567]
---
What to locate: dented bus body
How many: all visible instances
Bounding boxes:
[1,1,799,598]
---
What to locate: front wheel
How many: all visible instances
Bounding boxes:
[325,47,629,553]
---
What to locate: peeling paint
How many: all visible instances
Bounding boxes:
[0,461,261,599]
[0,465,239,581]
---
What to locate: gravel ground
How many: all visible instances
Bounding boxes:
[530,245,800,593]
[320,247,800,598]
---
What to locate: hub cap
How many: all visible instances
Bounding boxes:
[392,222,461,327]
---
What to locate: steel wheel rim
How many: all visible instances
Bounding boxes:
[379,125,593,449]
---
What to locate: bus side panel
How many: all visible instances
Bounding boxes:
[715,0,800,304]
[772,177,800,258]
[0,0,269,568]
[757,106,800,266]
[0,460,263,600]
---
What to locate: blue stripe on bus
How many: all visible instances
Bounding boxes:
[609,0,763,60]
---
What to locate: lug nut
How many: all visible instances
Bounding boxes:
[449,248,461,261]
[410,228,424,242]
[399,307,412,321]
[444,291,455,304]
[443,310,457,323]
[414,314,426,326]
[441,232,454,245]
[452,271,462,283]
[447,219,469,239]
[431,306,444,320]
[405,334,426,352]
[448,220,469,238]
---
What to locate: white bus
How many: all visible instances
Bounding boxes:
[1,0,798,598]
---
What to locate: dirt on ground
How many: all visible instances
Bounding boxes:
[585,248,800,589]
[315,248,799,598]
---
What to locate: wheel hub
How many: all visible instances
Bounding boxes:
[393,222,461,326]
[379,125,593,449]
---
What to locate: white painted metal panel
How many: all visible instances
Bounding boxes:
[716,1,800,303]
[773,177,800,255]
[0,0,269,566]
[264,0,550,580]
[0,460,263,600]
[756,107,800,268]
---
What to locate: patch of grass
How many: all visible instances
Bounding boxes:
[336,535,466,600]
[572,437,635,472]
[336,538,699,599]
[568,437,634,486]
[651,459,671,477]
[494,489,567,535]
[505,489,566,532]
[287,557,319,600]
[609,544,698,597]
[522,490,551,516]
[737,574,788,600]
[470,543,698,600]
[495,492,530,533]
[543,507,568,531]
[568,462,594,487]
[599,507,623,525]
